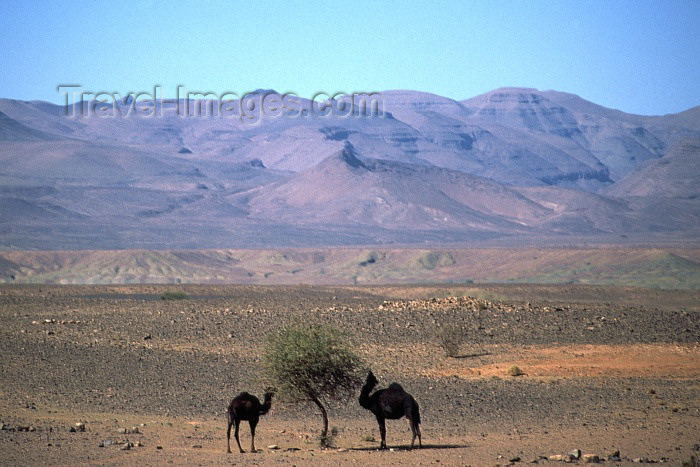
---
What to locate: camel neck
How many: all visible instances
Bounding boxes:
[359,383,376,409]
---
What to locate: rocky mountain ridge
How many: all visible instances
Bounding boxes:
[1,87,698,249]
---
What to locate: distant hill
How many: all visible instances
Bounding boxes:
[0,110,55,141]
[0,88,698,249]
[607,138,700,198]
[1,247,698,289]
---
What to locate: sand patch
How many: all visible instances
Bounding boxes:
[425,343,700,379]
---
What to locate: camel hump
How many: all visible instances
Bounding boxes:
[388,382,405,392]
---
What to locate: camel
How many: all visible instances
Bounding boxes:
[359,371,422,449]
[226,391,273,453]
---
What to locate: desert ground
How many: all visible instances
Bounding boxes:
[1,284,698,466]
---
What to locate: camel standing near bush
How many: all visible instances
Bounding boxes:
[359,371,422,449]
[226,391,273,453]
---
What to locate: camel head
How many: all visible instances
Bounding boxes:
[259,388,274,415]
[365,371,378,388]
[263,387,276,403]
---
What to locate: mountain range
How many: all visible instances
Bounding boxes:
[1,87,699,249]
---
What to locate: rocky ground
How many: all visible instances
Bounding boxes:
[0,284,698,466]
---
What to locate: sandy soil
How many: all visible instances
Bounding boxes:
[1,284,698,466]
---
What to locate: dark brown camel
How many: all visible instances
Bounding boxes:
[226,391,273,453]
[359,370,422,450]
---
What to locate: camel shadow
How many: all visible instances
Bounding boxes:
[351,443,470,451]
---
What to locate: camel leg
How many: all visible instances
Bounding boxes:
[249,418,259,453]
[226,417,233,453]
[234,419,245,453]
[409,419,422,449]
[376,416,387,449]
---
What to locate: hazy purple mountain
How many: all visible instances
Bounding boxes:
[0,111,56,141]
[0,88,698,249]
[246,143,549,232]
[607,138,700,198]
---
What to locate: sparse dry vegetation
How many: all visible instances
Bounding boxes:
[435,323,465,357]
[506,365,525,377]
[160,290,189,300]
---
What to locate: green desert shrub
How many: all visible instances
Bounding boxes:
[160,291,189,300]
[263,323,364,447]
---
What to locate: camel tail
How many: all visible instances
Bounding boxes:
[412,401,421,426]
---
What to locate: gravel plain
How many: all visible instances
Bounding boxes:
[0,284,698,465]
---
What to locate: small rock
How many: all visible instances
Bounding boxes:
[156,445,163,450]
[117,428,128,434]
[510,456,522,462]
[549,454,573,462]
[570,449,582,460]
[121,443,131,450]
[582,454,600,463]
[75,422,86,432]
[130,426,140,434]
[192,444,202,449]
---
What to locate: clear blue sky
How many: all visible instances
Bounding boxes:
[1,0,698,115]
